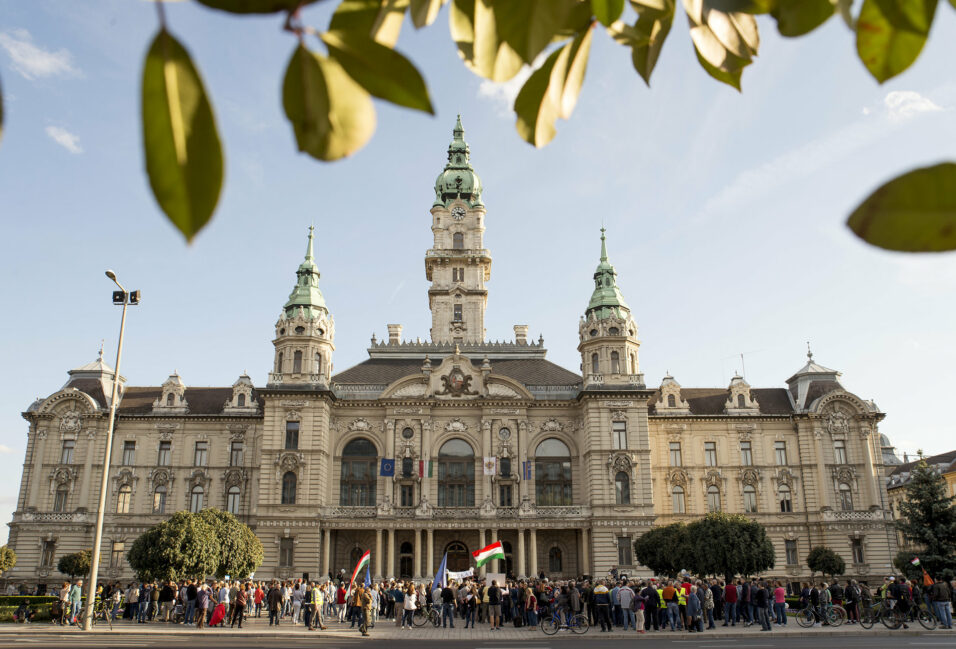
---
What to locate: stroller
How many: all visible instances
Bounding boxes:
[172,602,185,624]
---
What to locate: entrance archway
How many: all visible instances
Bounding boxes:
[445,541,470,572]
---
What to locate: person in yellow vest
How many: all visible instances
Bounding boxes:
[310,582,327,630]
[677,584,688,631]
[657,585,666,629]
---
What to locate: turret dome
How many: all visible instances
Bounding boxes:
[433,115,483,208]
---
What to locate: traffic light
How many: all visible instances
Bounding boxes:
[129,290,141,304]
[112,291,126,305]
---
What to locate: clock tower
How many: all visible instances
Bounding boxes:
[426,116,490,344]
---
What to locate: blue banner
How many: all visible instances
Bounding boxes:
[432,552,448,592]
[380,458,395,477]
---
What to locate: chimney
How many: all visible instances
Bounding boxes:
[387,324,403,345]
[514,325,529,345]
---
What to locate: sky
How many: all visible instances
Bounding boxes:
[1,2,955,545]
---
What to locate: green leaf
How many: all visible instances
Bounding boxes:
[684,0,757,89]
[856,0,937,83]
[195,0,320,14]
[514,27,593,147]
[450,0,523,81]
[496,0,585,64]
[410,0,448,27]
[282,44,376,161]
[621,1,675,84]
[771,0,834,36]
[141,29,223,243]
[702,0,774,12]
[329,0,409,47]
[592,0,626,26]
[321,30,434,113]
[847,162,956,252]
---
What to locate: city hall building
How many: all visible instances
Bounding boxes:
[6,119,901,588]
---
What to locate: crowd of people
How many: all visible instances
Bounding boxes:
[7,571,954,634]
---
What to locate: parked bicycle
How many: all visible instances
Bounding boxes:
[795,603,846,628]
[73,599,113,631]
[881,602,936,630]
[540,607,589,635]
[412,603,440,627]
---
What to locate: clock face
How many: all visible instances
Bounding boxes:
[451,206,466,220]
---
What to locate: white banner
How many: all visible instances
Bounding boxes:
[483,456,497,475]
[446,568,474,580]
[485,572,506,585]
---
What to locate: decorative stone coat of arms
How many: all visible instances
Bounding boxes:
[436,367,477,397]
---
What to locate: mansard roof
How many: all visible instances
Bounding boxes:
[647,387,794,416]
[332,357,582,388]
[886,450,956,488]
[102,386,264,416]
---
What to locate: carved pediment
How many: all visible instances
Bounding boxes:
[668,467,689,487]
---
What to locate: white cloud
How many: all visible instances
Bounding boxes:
[476,56,545,117]
[0,28,80,80]
[883,90,942,122]
[46,125,83,154]
[0,444,15,455]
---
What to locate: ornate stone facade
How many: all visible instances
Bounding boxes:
[5,119,898,588]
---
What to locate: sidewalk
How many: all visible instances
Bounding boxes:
[1,615,951,640]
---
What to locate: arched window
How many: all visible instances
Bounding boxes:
[190,485,204,513]
[281,471,297,505]
[53,487,68,512]
[166,393,174,406]
[610,351,620,374]
[548,546,562,573]
[276,352,283,372]
[743,484,757,513]
[237,393,245,407]
[116,485,131,514]
[591,353,599,375]
[608,327,620,335]
[227,486,241,514]
[707,485,721,512]
[293,350,303,373]
[839,482,853,511]
[153,485,167,514]
[737,393,745,408]
[446,541,471,573]
[667,394,676,407]
[453,232,464,249]
[535,438,572,506]
[340,438,377,506]
[438,439,475,507]
[614,471,630,504]
[672,486,685,513]
[778,484,792,512]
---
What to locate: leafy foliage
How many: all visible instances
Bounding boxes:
[127,511,220,581]
[57,549,92,578]
[893,457,956,578]
[806,546,846,578]
[633,521,689,577]
[197,508,264,579]
[0,545,16,575]
[685,512,775,581]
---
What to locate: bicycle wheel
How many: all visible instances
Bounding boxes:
[859,607,875,629]
[412,609,428,627]
[829,606,846,627]
[540,618,559,635]
[916,608,937,630]
[570,614,589,634]
[880,606,902,630]
[795,608,815,628]
[430,610,441,627]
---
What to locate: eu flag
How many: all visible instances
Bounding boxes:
[380,458,395,476]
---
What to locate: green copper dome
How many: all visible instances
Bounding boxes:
[585,228,630,320]
[282,225,328,320]
[433,115,483,208]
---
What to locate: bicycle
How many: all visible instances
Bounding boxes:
[74,599,114,631]
[881,602,936,630]
[412,603,440,627]
[859,600,885,629]
[795,603,846,628]
[539,607,589,635]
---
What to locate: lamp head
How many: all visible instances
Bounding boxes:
[105,270,117,281]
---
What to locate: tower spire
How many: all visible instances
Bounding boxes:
[305,224,315,262]
[585,227,630,320]
[282,226,328,319]
[600,226,608,263]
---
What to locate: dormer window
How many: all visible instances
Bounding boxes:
[237,394,245,407]
[667,394,676,407]
[737,394,745,408]
[166,393,174,406]
[609,327,619,335]
[295,326,305,334]
[453,232,464,249]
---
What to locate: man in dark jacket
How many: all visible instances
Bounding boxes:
[641,583,660,631]
[267,582,283,626]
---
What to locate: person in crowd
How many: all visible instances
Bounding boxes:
[230,582,247,628]
[723,579,738,627]
[931,576,953,630]
[13,600,35,623]
[267,581,283,626]
[69,579,83,624]
[772,580,788,626]
[592,579,612,632]
[754,580,772,631]
[195,583,209,630]
[401,583,416,629]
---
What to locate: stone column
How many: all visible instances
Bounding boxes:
[860,428,877,509]
[422,419,432,504]
[581,527,591,577]
[529,528,537,578]
[413,528,422,579]
[518,421,529,502]
[813,430,830,509]
[426,528,434,579]
[322,527,331,576]
[28,430,47,509]
[482,419,492,504]
[375,528,383,579]
[477,528,486,578]
[517,528,526,579]
[78,430,96,507]
[387,528,395,579]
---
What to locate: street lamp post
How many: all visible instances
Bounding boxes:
[82,270,139,630]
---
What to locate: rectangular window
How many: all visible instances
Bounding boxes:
[230,442,244,467]
[400,484,415,508]
[740,441,753,466]
[669,442,682,467]
[110,541,125,568]
[834,440,847,464]
[60,440,75,465]
[153,488,166,514]
[285,422,299,450]
[617,536,632,566]
[279,538,294,567]
[774,441,788,466]
[785,539,798,565]
[194,441,208,467]
[41,541,56,567]
[122,441,136,466]
[157,441,171,466]
[851,538,864,564]
[612,421,627,450]
[499,484,513,507]
[453,304,463,321]
[704,442,717,467]
[53,489,68,512]
[453,267,465,282]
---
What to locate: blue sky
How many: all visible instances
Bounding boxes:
[1,2,954,544]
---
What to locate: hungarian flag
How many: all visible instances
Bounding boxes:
[473,541,505,568]
[350,550,371,586]
[911,557,921,566]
